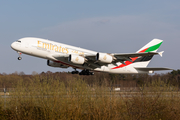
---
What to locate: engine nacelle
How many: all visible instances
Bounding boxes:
[47,60,69,68]
[96,53,113,63]
[68,54,85,64]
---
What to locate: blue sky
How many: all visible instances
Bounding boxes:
[0,1,180,74]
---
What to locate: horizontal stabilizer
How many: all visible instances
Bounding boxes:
[135,67,173,71]
[158,51,164,57]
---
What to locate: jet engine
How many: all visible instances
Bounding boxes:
[96,53,113,63]
[47,60,69,68]
[68,54,85,64]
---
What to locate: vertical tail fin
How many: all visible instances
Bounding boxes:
[136,39,163,53]
[133,39,163,68]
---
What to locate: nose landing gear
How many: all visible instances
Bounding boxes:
[18,57,22,60]
[17,52,22,60]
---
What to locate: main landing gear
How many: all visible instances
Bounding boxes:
[71,71,79,74]
[71,69,94,75]
[79,69,94,75]
[17,52,22,60]
[71,68,79,74]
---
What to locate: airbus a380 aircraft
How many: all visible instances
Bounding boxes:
[11,37,172,75]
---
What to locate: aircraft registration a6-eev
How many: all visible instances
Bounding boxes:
[11,37,172,75]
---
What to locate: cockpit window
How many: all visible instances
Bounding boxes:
[17,41,21,43]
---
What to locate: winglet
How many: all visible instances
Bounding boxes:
[158,51,164,57]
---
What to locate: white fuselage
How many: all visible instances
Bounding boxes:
[11,37,149,74]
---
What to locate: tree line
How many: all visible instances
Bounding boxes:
[0,70,179,89]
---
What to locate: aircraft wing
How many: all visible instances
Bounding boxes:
[113,51,163,59]
[135,67,173,71]
[85,51,163,64]
[50,51,166,69]
[52,52,163,63]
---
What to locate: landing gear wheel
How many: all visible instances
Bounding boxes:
[79,69,94,75]
[18,57,22,60]
[17,52,22,60]
[90,72,94,75]
[71,71,79,74]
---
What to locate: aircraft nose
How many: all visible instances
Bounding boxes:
[11,42,15,49]
[11,42,17,50]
